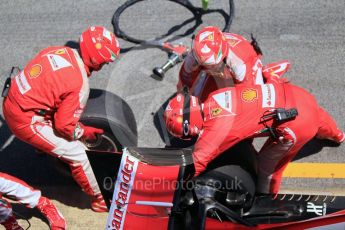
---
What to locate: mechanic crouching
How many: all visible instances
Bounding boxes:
[163,83,344,194]
[2,26,120,213]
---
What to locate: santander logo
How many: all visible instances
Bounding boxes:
[107,149,139,230]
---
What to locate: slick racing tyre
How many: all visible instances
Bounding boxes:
[80,89,138,152]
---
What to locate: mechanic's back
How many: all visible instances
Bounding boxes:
[8,46,88,115]
[196,83,343,193]
[202,83,319,137]
[164,82,344,194]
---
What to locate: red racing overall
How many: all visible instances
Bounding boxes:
[3,46,100,197]
[0,173,41,225]
[193,83,343,193]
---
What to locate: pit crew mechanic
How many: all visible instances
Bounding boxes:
[178,26,289,101]
[0,172,66,230]
[164,83,345,194]
[2,26,120,212]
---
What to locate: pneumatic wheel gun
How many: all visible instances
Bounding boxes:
[152,43,189,80]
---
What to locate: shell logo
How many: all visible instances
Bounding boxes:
[241,89,258,102]
[28,64,42,79]
[95,43,102,50]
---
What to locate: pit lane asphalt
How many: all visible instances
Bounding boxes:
[0,0,344,229]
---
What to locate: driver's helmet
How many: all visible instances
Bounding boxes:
[79,26,120,71]
[192,26,229,68]
[163,91,203,139]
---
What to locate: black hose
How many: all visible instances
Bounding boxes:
[112,0,235,48]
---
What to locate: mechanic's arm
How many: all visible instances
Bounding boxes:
[177,53,201,91]
[54,90,86,141]
[193,118,241,176]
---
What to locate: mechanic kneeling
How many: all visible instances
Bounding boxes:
[163,83,344,194]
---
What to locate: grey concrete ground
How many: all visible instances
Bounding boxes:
[0,0,344,229]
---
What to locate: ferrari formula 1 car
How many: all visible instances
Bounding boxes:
[81,88,345,230]
[87,143,345,230]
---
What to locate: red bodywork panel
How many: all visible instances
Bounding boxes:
[123,163,179,229]
[106,149,179,230]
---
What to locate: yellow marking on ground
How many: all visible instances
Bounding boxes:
[283,163,345,178]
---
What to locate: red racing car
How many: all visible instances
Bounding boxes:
[86,143,345,230]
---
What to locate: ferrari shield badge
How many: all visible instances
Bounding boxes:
[211,108,223,116]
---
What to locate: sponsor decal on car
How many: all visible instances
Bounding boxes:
[307,202,327,216]
[28,64,42,79]
[241,88,258,102]
[106,149,139,230]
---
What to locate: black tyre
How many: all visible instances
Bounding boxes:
[80,89,138,152]
[196,165,255,210]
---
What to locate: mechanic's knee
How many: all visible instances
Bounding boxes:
[51,141,87,162]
